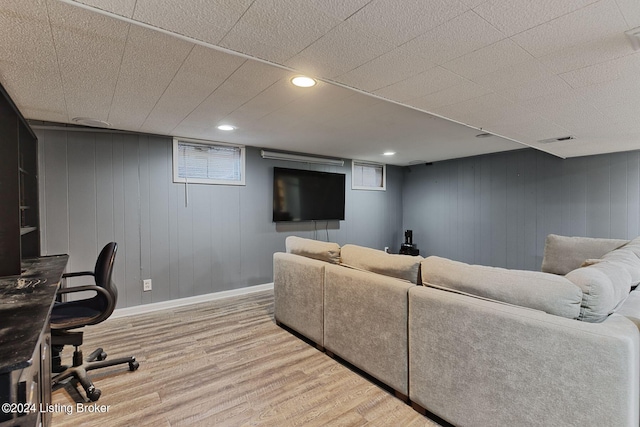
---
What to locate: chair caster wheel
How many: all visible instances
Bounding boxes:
[129,361,139,371]
[97,351,107,361]
[87,386,101,402]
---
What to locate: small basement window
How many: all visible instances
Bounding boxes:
[173,138,245,185]
[352,161,386,191]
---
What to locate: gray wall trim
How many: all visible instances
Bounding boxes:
[37,129,403,308]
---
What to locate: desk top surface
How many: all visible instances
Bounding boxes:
[0,255,68,374]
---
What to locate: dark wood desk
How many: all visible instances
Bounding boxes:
[0,255,68,427]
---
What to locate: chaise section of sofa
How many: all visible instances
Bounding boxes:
[408,285,639,427]
[410,236,640,426]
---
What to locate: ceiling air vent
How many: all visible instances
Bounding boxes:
[537,135,575,144]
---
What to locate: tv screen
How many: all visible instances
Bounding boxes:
[273,167,345,222]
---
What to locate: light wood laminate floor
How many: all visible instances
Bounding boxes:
[52,290,439,427]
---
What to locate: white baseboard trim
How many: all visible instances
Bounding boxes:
[110,282,274,319]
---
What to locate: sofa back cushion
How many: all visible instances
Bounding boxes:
[421,256,582,319]
[564,237,640,322]
[541,234,628,275]
[285,236,340,264]
[340,244,423,284]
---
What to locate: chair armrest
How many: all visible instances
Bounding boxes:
[57,285,113,305]
[62,271,94,278]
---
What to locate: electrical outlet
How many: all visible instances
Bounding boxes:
[143,279,152,292]
[384,247,389,253]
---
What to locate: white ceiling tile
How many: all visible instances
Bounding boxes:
[71,0,137,18]
[616,0,640,28]
[559,52,640,87]
[473,0,598,36]
[335,45,435,92]
[306,0,372,20]
[442,39,534,80]
[285,21,395,78]
[374,66,466,102]
[495,76,574,101]
[108,25,194,130]
[598,102,640,129]
[471,58,554,89]
[522,89,619,133]
[223,77,312,124]
[220,0,341,64]
[141,46,246,134]
[431,93,532,128]
[539,32,637,74]
[407,81,493,110]
[460,0,488,8]
[261,85,368,127]
[575,74,640,108]
[0,0,66,119]
[400,10,506,66]
[174,61,287,136]
[132,0,253,45]
[346,0,470,46]
[47,0,129,122]
[511,0,628,57]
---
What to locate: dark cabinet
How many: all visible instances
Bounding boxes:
[0,82,40,277]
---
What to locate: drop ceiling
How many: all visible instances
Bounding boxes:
[0,0,639,165]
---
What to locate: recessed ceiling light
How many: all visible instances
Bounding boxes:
[383,151,395,156]
[291,76,317,88]
[217,124,236,131]
[71,117,111,128]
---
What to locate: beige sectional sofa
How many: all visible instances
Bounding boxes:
[274,237,422,398]
[273,235,640,426]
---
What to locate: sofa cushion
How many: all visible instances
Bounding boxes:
[565,263,632,322]
[340,244,423,284]
[563,237,640,322]
[421,256,582,319]
[541,234,628,275]
[602,237,640,285]
[285,236,340,264]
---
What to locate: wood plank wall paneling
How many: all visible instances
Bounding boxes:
[37,129,403,308]
[403,149,640,270]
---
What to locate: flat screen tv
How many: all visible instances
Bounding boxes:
[273,167,345,222]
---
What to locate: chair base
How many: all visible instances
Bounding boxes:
[52,346,139,402]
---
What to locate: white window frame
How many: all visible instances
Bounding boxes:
[172,137,245,186]
[351,160,386,191]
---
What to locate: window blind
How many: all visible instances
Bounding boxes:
[175,140,243,184]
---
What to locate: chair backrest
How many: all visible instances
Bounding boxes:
[92,242,118,323]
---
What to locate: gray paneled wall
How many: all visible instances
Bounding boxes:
[403,149,640,271]
[36,129,403,308]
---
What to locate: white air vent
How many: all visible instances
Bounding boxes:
[72,117,111,128]
[537,135,575,144]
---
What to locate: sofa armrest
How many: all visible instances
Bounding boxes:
[409,286,639,427]
[274,252,327,346]
[324,264,414,395]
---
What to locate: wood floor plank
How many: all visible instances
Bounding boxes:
[52,290,439,426]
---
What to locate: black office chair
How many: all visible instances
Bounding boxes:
[51,242,139,402]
